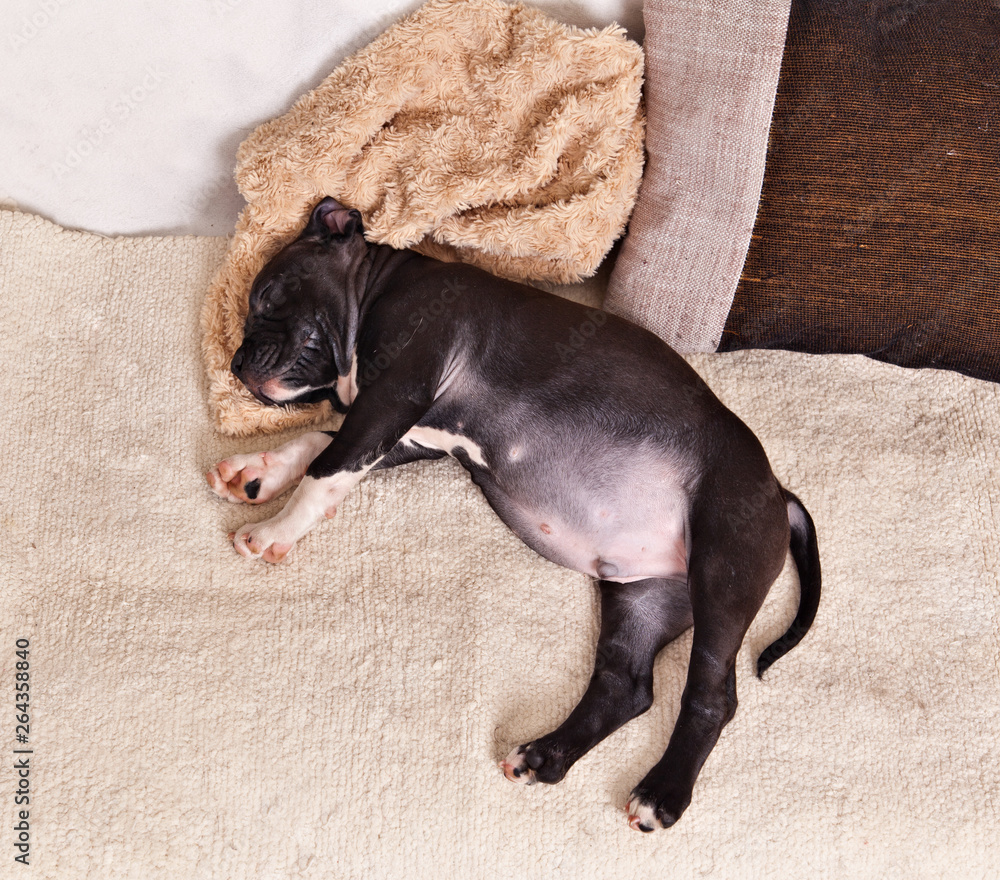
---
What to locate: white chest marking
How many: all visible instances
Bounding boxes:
[401,426,488,468]
[336,354,359,407]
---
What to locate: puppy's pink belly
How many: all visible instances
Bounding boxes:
[476,447,692,583]
[525,518,688,583]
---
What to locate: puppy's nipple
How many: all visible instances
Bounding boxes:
[596,560,618,579]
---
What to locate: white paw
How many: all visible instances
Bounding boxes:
[207,451,298,504]
[228,472,342,564]
[230,516,298,563]
[207,432,333,505]
[499,746,536,785]
[625,795,663,833]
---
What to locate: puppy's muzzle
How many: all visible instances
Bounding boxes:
[231,337,299,403]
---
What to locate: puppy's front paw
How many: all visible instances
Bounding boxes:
[229,518,297,563]
[208,434,335,505]
[225,468,340,564]
[207,451,298,504]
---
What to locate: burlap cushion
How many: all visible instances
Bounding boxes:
[604,0,791,352]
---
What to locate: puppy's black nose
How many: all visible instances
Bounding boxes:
[230,347,245,376]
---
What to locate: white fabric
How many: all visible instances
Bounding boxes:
[0,0,644,237]
[2,209,999,877]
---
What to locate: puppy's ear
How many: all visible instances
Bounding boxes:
[304,197,363,241]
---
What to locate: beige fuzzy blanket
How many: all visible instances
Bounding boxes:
[202,0,644,437]
[3,208,999,878]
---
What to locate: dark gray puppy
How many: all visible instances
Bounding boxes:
[208,198,820,832]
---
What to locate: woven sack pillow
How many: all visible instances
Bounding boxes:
[719,0,1000,383]
[609,0,999,383]
[604,0,791,352]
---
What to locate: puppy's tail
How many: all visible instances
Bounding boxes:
[756,489,821,679]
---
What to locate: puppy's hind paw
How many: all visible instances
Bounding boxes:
[625,795,662,832]
[500,746,537,785]
[500,741,575,786]
[625,790,687,832]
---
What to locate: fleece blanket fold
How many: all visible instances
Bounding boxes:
[2,208,999,878]
[202,0,644,437]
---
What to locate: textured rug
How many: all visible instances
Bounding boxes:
[1,208,998,878]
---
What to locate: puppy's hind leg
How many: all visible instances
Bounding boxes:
[625,479,789,831]
[501,577,693,785]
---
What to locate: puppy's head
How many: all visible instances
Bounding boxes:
[231,198,365,412]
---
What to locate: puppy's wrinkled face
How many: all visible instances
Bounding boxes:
[231,199,364,411]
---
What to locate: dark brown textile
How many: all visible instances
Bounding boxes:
[720,0,1000,382]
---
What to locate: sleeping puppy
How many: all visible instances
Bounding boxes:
[207,197,821,831]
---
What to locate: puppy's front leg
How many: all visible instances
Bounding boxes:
[231,464,368,562]
[231,389,433,563]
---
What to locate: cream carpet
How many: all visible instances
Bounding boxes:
[2,208,998,878]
